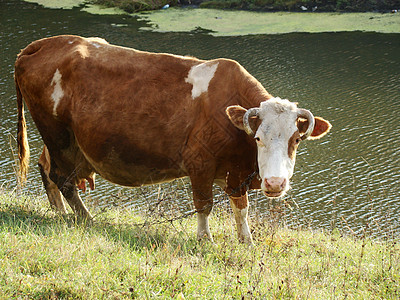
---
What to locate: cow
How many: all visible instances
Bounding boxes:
[15,35,331,244]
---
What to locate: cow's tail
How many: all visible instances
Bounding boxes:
[15,76,30,186]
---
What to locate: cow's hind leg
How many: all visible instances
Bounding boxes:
[48,160,92,219]
[58,179,92,219]
[38,147,67,213]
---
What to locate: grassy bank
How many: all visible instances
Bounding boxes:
[1,189,399,299]
[92,0,173,13]
[136,9,400,35]
[92,0,400,13]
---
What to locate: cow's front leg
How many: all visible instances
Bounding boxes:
[197,211,213,242]
[230,193,253,245]
[191,179,214,243]
[194,196,214,242]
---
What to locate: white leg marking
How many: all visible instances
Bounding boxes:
[197,213,214,242]
[50,69,64,116]
[230,198,253,245]
[185,62,219,99]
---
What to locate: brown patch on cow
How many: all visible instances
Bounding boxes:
[230,195,248,210]
[297,116,332,140]
[288,131,301,160]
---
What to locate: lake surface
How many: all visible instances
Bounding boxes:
[1,0,399,239]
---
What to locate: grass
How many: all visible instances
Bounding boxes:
[91,0,400,13]
[91,0,175,12]
[198,0,400,11]
[1,188,399,299]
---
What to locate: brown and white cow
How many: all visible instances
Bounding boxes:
[15,35,331,244]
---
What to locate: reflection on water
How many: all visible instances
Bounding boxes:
[1,0,399,238]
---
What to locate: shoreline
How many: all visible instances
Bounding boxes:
[22,1,400,35]
[135,8,400,36]
[23,0,400,14]
[93,0,400,13]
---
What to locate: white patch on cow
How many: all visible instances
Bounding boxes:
[76,44,89,58]
[91,42,101,48]
[185,62,219,99]
[86,37,109,48]
[50,69,64,116]
[68,40,74,44]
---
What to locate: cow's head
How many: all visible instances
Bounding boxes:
[226,97,331,198]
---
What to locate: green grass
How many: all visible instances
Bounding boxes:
[198,0,400,11]
[22,0,399,13]
[1,189,399,299]
[91,0,399,12]
[91,0,175,12]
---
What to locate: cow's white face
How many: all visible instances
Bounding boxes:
[254,99,299,197]
[226,97,332,198]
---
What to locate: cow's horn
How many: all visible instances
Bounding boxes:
[297,108,315,140]
[243,108,260,136]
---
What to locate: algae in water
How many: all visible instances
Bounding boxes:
[136,8,400,36]
[23,0,125,14]
[24,0,86,9]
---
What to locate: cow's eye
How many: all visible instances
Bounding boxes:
[255,136,260,142]
[295,138,301,144]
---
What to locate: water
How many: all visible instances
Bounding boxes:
[1,0,399,238]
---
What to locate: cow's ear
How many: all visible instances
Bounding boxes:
[226,105,261,134]
[226,105,247,130]
[298,116,332,140]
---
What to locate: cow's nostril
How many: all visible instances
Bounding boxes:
[280,178,287,189]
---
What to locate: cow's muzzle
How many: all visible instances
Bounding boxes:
[263,177,288,198]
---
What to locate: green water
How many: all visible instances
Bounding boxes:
[1,0,399,238]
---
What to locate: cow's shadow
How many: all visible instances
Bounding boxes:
[0,200,201,253]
